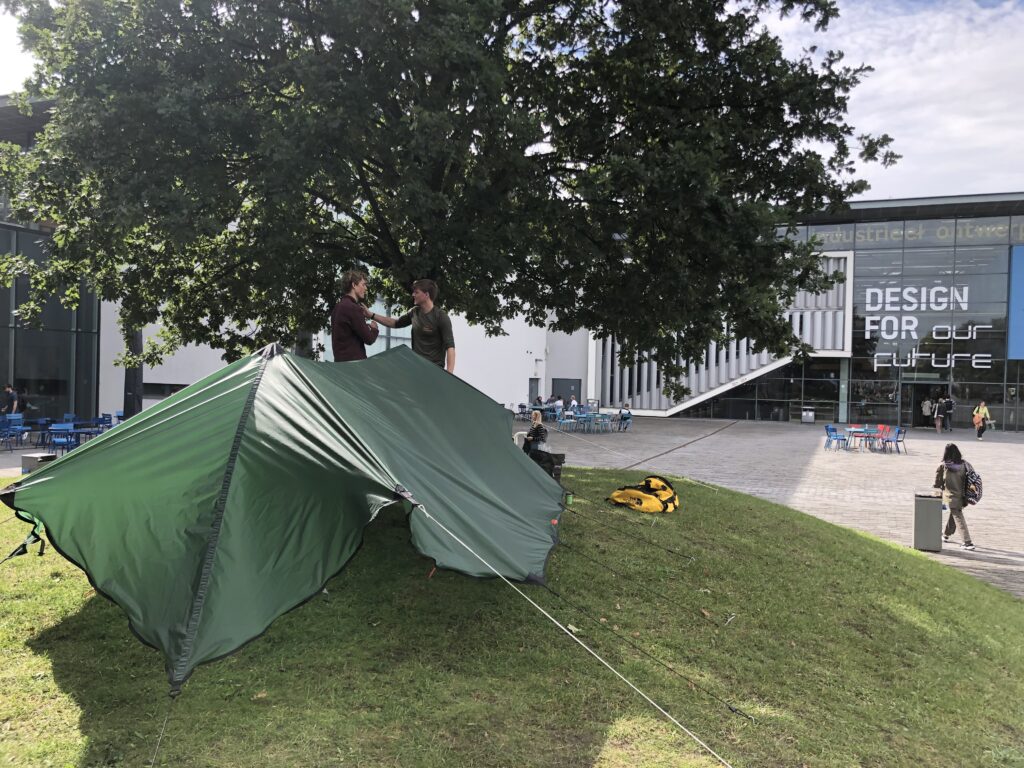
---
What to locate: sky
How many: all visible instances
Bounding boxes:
[2,0,1023,202]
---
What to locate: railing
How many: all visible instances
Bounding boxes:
[597,255,852,415]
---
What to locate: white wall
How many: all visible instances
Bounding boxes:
[98,303,596,415]
[448,315,549,407]
[544,328,592,401]
[97,301,227,415]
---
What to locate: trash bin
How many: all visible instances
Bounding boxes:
[913,490,943,551]
[801,408,815,424]
[22,452,56,475]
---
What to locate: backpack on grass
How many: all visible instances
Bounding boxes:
[608,475,679,514]
[964,461,982,506]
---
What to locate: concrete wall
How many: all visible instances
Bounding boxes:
[447,315,548,408]
[97,301,226,415]
[97,305,593,415]
[544,328,592,401]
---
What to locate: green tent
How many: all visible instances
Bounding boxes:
[2,345,563,692]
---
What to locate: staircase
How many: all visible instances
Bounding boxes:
[596,255,852,416]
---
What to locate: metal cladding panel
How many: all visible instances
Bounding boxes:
[1010,246,1024,360]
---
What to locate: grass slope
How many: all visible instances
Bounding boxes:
[1,467,1023,767]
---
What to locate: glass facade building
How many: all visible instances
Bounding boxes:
[682,197,1024,430]
[0,223,100,420]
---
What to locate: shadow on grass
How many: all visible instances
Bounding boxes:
[24,506,626,767]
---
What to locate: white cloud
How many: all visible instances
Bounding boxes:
[766,0,1024,200]
[0,11,36,94]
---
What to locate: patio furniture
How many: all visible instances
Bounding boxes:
[882,426,908,454]
[824,424,847,451]
[557,413,577,432]
[49,423,79,455]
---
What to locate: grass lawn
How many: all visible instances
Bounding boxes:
[1,467,1023,767]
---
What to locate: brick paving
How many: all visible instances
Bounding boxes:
[4,420,1021,598]
[520,417,1024,599]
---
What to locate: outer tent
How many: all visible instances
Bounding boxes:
[1,344,563,692]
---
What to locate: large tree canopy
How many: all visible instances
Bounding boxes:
[0,0,895,392]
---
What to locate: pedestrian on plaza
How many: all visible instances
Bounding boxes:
[972,401,991,441]
[934,402,944,434]
[933,443,976,551]
[921,397,933,427]
[370,279,456,373]
[943,396,955,432]
[1,384,17,414]
[330,270,379,362]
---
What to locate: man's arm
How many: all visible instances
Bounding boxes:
[439,311,456,373]
[347,303,379,345]
[370,311,398,328]
[364,306,407,329]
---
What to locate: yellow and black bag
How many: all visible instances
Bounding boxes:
[608,475,679,514]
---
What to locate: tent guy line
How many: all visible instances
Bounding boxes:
[148,697,175,768]
[540,581,756,723]
[557,541,722,630]
[413,503,736,768]
[620,421,739,470]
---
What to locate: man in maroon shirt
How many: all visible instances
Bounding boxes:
[330,270,379,361]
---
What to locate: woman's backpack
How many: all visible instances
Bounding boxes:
[608,476,679,513]
[964,461,983,505]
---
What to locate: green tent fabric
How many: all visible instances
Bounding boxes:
[1,344,563,692]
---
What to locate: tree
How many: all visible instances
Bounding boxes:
[0,0,895,394]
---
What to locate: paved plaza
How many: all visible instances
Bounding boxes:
[3,419,1022,598]
[523,417,1024,599]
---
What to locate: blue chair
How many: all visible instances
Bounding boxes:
[557,413,577,433]
[574,412,594,433]
[882,426,907,454]
[49,423,79,455]
[115,410,125,423]
[824,425,847,451]
[5,414,32,446]
[99,413,113,430]
[0,422,15,452]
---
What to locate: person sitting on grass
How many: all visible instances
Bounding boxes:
[618,402,633,431]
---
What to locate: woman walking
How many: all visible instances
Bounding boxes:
[973,401,990,441]
[933,443,975,551]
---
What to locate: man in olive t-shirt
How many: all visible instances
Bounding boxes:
[369,279,456,372]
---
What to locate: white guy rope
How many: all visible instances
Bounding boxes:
[414,504,735,768]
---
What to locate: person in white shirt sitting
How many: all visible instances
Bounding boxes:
[567,395,579,412]
[617,402,633,431]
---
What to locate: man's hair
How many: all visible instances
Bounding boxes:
[411,278,438,301]
[340,270,368,296]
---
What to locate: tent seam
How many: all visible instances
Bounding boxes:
[169,353,272,691]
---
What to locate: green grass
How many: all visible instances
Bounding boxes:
[1,467,1023,767]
